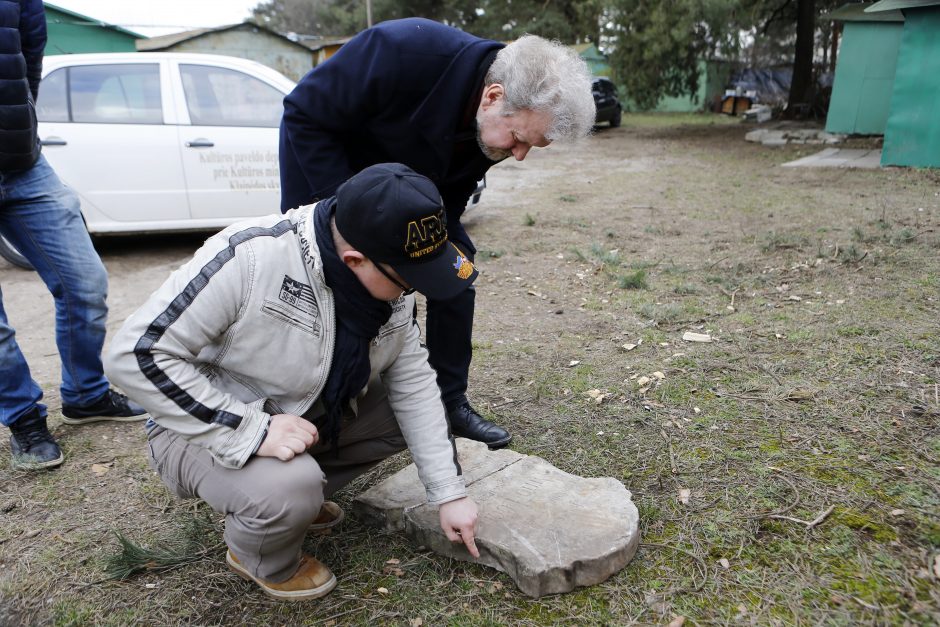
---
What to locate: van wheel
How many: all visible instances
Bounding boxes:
[610,108,622,128]
[0,235,34,270]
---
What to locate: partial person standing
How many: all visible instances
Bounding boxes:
[279,18,595,449]
[0,0,145,470]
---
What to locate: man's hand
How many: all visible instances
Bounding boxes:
[439,497,480,558]
[256,414,319,461]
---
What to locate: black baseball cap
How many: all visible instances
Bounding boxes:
[334,163,478,300]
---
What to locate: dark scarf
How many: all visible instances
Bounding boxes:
[313,200,393,447]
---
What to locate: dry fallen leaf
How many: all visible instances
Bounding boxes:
[621,342,637,351]
[667,616,686,627]
[568,360,581,367]
[682,331,713,343]
[24,529,41,539]
[933,554,940,578]
[637,376,651,387]
[410,619,424,627]
[785,388,815,402]
[90,463,111,476]
[678,488,691,505]
[386,558,400,565]
[652,371,666,380]
[377,587,389,595]
[890,509,905,517]
[719,558,731,569]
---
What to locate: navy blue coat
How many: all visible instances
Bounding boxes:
[279,18,504,251]
[0,0,45,171]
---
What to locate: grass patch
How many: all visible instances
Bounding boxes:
[761,230,809,252]
[590,243,621,266]
[618,270,648,290]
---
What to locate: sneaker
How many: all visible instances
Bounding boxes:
[61,389,147,425]
[309,501,344,535]
[227,550,336,601]
[9,408,64,470]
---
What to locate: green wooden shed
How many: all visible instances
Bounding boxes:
[654,60,732,113]
[572,43,610,77]
[867,0,940,167]
[44,3,142,55]
[621,60,731,113]
[824,3,904,135]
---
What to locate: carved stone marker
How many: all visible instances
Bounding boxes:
[354,438,640,598]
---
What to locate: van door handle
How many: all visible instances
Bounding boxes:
[41,136,67,146]
[185,138,214,148]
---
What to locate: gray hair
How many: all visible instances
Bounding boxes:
[485,35,596,141]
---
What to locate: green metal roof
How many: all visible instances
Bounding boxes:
[867,0,940,12]
[44,2,143,38]
[828,2,904,20]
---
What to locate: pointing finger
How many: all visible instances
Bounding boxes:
[462,528,480,558]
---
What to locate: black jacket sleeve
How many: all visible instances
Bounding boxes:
[280,27,401,208]
[19,0,46,100]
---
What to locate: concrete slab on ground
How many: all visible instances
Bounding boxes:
[354,438,640,598]
[782,148,882,169]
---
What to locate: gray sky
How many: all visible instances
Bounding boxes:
[47,1,259,37]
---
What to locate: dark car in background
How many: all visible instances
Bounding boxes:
[592,77,622,128]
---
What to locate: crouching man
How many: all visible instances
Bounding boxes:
[106,163,480,601]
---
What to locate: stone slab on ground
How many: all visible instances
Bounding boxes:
[354,438,640,598]
[745,127,846,146]
[782,148,882,169]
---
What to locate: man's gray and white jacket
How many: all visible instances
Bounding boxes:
[106,204,466,505]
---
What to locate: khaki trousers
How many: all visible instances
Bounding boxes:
[147,383,406,583]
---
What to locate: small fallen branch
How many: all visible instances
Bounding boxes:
[740,470,801,520]
[851,595,899,611]
[767,504,836,530]
[660,430,678,474]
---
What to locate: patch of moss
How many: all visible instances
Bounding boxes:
[826,563,905,607]
[831,509,898,543]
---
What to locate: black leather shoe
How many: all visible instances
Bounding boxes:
[62,389,147,425]
[10,408,64,470]
[447,403,512,449]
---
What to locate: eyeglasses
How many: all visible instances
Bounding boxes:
[375,262,415,295]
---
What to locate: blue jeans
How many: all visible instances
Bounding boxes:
[0,155,110,427]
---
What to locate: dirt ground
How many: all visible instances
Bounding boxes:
[2,116,938,625]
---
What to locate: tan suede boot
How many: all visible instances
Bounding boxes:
[227,551,336,601]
